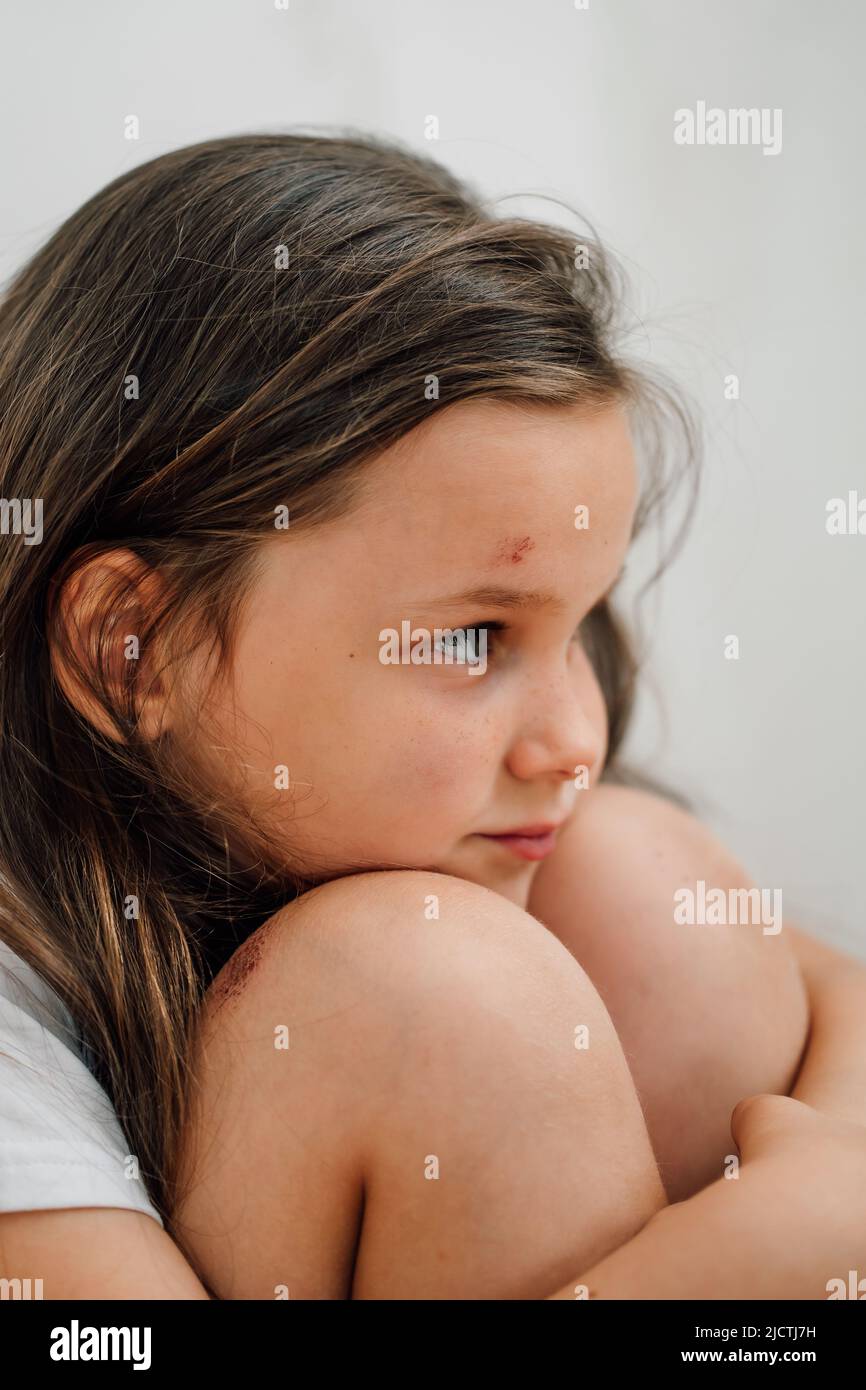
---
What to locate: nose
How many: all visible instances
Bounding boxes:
[505,663,605,784]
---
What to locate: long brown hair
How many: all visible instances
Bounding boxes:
[0,130,699,1222]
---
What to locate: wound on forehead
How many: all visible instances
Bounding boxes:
[494,535,535,566]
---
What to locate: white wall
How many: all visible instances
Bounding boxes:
[2,0,863,952]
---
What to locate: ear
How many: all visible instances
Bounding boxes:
[48,548,177,743]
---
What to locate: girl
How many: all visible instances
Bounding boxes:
[1,131,865,1300]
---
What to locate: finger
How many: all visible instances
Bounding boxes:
[730,1092,819,1157]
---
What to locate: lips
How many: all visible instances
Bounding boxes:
[477,823,562,862]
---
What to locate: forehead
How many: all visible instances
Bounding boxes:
[352,397,638,565]
[254,398,640,619]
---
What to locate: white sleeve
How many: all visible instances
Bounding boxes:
[0,963,165,1228]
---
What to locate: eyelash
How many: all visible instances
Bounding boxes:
[447,608,599,665]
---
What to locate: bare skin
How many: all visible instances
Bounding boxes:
[148,397,630,903]
[556,940,866,1300]
[171,786,810,1299]
[47,397,860,1297]
[4,915,864,1300]
[551,1091,866,1301]
[0,1208,209,1300]
[527,783,810,1202]
[173,868,667,1300]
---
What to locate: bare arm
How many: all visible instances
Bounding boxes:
[547,1091,866,1300]
[785,924,866,1123]
[0,1207,211,1299]
[7,937,857,1304]
[545,926,866,1301]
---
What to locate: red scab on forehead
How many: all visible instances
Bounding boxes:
[494,535,535,566]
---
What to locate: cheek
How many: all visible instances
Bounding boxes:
[366,700,497,828]
[393,701,499,801]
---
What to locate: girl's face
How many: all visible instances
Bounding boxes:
[185,398,637,909]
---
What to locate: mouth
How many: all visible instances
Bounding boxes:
[475,823,563,862]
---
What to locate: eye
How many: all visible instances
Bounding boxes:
[432,622,506,666]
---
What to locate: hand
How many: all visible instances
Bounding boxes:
[549,1092,866,1299]
[723,1092,866,1298]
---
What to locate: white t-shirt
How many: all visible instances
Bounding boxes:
[0,937,164,1227]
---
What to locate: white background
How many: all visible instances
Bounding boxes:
[1,0,863,953]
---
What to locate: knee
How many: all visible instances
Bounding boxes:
[213,867,618,1038]
[201,867,652,1140]
[185,870,664,1297]
[296,870,662,1203]
[296,871,665,1296]
[327,867,658,1142]
[530,783,810,1200]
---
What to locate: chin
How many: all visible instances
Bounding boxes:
[462,862,536,910]
[424,839,541,909]
[489,880,532,910]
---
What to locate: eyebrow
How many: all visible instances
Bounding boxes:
[411,565,626,614]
